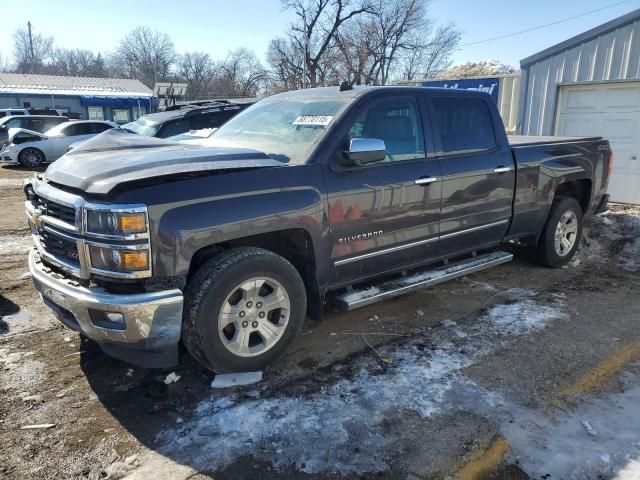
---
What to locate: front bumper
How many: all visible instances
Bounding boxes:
[0,145,17,163]
[29,250,184,368]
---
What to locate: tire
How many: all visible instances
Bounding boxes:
[182,247,307,373]
[18,148,45,167]
[535,196,583,268]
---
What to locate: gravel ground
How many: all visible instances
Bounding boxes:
[1,164,640,480]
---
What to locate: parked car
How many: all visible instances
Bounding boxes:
[2,120,117,167]
[122,101,252,139]
[23,86,611,373]
[0,108,61,118]
[0,115,69,148]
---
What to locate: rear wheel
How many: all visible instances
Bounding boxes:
[182,247,307,372]
[18,148,45,167]
[535,196,583,267]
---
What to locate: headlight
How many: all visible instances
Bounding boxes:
[89,245,150,273]
[86,209,147,236]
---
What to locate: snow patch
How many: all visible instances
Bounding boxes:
[0,235,32,256]
[153,292,567,475]
[578,205,640,272]
[0,178,24,187]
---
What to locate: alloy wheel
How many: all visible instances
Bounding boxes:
[217,277,291,357]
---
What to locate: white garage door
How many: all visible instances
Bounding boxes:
[556,82,640,204]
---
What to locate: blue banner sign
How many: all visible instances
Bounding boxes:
[421,78,500,103]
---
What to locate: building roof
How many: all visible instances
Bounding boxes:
[0,73,153,97]
[521,9,640,67]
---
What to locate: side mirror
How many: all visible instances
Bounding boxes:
[342,138,386,166]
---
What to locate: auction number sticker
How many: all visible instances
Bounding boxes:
[293,115,333,126]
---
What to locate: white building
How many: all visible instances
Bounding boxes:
[0,73,155,124]
[517,9,640,204]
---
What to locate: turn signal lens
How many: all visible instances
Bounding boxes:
[118,213,146,234]
[121,251,149,270]
[89,245,150,273]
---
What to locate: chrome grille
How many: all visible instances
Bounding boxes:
[26,176,152,280]
[40,229,80,267]
[35,196,76,225]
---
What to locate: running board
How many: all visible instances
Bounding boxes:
[331,251,514,311]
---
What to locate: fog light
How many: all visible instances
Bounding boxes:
[89,310,125,330]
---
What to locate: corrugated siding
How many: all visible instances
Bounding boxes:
[497,75,520,133]
[0,73,152,96]
[518,16,640,135]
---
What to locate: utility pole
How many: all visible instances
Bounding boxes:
[302,13,307,89]
[27,21,35,73]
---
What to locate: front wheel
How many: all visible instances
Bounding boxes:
[182,247,307,372]
[18,148,45,167]
[535,196,583,267]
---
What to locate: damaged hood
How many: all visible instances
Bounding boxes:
[45,129,283,195]
[8,127,46,142]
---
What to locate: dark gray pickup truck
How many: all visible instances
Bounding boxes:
[24,86,612,372]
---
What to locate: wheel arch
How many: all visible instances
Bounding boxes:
[187,229,323,321]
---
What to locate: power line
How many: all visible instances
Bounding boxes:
[460,0,634,47]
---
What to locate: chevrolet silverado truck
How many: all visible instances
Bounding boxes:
[23,86,612,372]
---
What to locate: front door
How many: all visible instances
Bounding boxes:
[429,94,515,257]
[325,94,442,286]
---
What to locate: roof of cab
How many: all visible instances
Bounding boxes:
[269,84,494,100]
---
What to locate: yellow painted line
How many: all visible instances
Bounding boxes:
[454,437,510,480]
[562,339,640,396]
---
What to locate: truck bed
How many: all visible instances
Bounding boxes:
[508,134,602,147]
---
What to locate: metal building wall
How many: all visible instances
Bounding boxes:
[497,75,520,133]
[517,10,640,135]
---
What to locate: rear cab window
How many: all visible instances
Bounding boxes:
[432,96,497,155]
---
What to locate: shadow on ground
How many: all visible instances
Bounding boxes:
[0,293,20,334]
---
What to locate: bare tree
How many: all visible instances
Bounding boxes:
[218,48,268,97]
[46,48,109,77]
[267,37,304,92]
[282,0,373,87]
[12,26,54,74]
[397,23,461,81]
[178,52,218,100]
[0,52,11,72]
[111,26,176,87]
[307,0,460,86]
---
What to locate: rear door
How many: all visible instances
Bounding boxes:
[429,93,515,257]
[325,93,442,285]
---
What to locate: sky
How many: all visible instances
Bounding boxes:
[1,0,638,69]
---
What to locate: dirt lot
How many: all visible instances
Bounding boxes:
[1,163,640,480]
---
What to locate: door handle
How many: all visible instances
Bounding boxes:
[415,176,438,185]
[494,166,513,174]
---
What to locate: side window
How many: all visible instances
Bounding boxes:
[89,123,112,133]
[43,118,65,131]
[158,120,190,138]
[5,118,22,128]
[191,113,225,130]
[432,97,497,155]
[348,97,425,162]
[63,124,90,136]
[27,119,45,132]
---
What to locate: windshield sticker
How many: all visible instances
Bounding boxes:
[293,115,333,126]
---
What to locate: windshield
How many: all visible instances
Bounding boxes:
[122,117,161,137]
[202,97,350,163]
